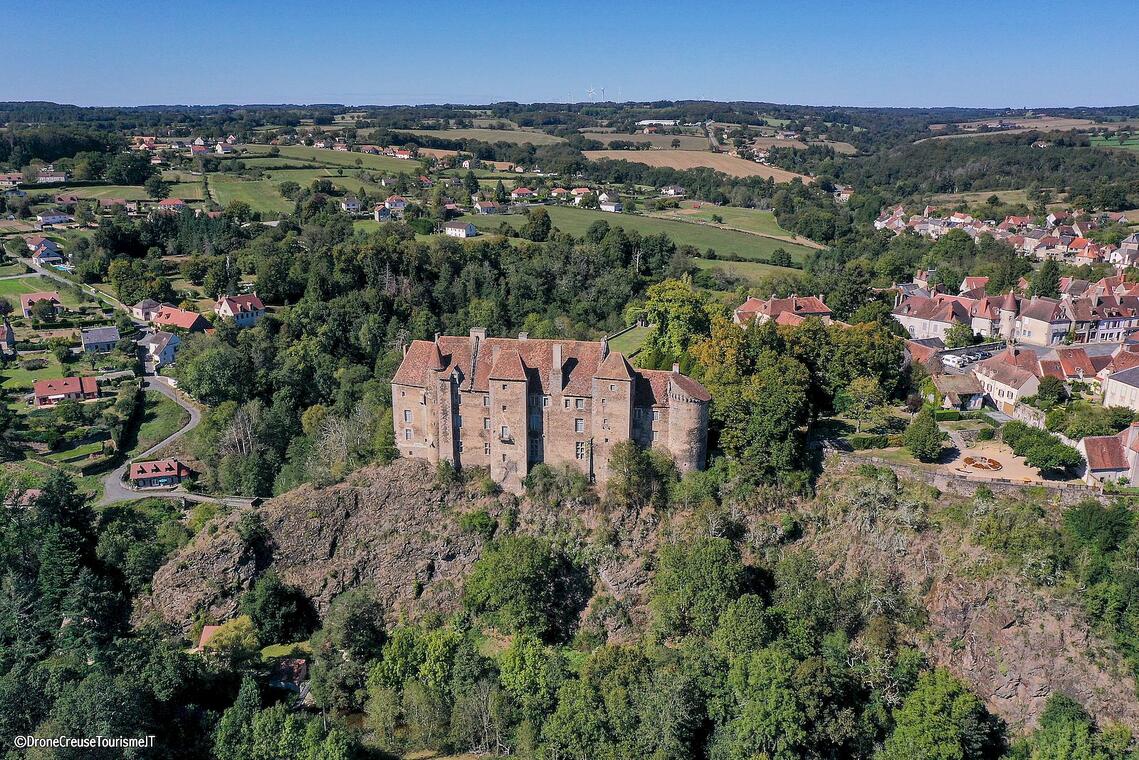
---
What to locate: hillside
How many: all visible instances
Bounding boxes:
[139,457,1139,734]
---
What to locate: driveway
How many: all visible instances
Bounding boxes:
[99,376,203,505]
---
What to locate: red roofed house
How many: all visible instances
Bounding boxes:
[214,293,266,328]
[733,294,832,327]
[1076,421,1139,486]
[195,624,222,651]
[510,187,534,201]
[157,198,187,213]
[129,458,192,488]
[392,329,710,493]
[152,306,210,332]
[20,291,62,318]
[33,376,99,407]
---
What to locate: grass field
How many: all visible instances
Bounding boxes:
[583,149,810,182]
[928,189,1034,207]
[483,206,813,262]
[208,174,294,215]
[43,183,205,201]
[691,256,798,283]
[607,325,652,356]
[1091,135,1139,153]
[580,131,710,150]
[270,145,419,174]
[124,392,190,459]
[0,278,54,298]
[394,128,565,145]
[653,204,821,247]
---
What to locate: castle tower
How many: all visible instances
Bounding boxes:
[998,290,1018,342]
[488,346,529,492]
[666,364,710,473]
[591,351,635,483]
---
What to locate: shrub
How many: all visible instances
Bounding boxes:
[458,509,497,540]
[932,409,960,421]
[976,428,995,441]
[849,433,888,450]
[903,408,944,462]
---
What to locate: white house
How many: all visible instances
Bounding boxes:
[444,221,477,238]
[214,293,266,328]
[35,211,73,227]
[138,331,181,367]
[340,196,361,213]
[1102,366,1139,413]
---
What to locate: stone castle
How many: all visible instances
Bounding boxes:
[391,328,711,493]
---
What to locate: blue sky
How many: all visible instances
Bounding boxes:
[6,0,1138,108]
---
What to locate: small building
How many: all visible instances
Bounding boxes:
[1077,430,1133,486]
[215,142,235,155]
[340,196,361,213]
[660,185,686,197]
[152,306,210,332]
[129,458,191,488]
[929,374,985,411]
[510,187,534,201]
[733,294,832,326]
[214,294,266,328]
[36,171,67,184]
[444,221,478,238]
[35,211,72,227]
[384,195,408,211]
[374,205,392,222]
[600,199,623,213]
[80,326,120,354]
[473,201,500,215]
[138,330,181,367]
[20,291,62,318]
[1103,366,1139,413]
[156,198,187,213]
[33,376,99,407]
[132,298,163,321]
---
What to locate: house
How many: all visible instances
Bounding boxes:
[1077,432,1133,486]
[570,187,592,204]
[80,326,120,353]
[1102,366,1139,413]
[214,294,266,328]
[33,376,99,407]
[54,193,79,205]
[972,347,1041,413]
[152,306,210,332]
[392,329,710,493]
[600,198,623,213]
[138,330,181,367]
[734,294,833,326]
[131,298,163,321]
[20,291,62,318]
[215,142,235,154]
[660,185,686,197]
[550,187,569,199]
[35,211,72,227]
[26,236,63,264]
[959,276,989,294]
[189,145,209,156]
[929,374,985,411]
[461,158,480,170]
[510,187,534,201]
[0,172,21,187]
[0,316,16,357]
[36,170,67,184]
[374,205,392,222]
[340,196,361,213]
[474,201,500,215]
[156,198,187,213]
[444,221,478,238]
[384,195,408,212]
[129,459,191,488]
[393,148,413,160]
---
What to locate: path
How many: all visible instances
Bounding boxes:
[18,257,130,314]
[99,376,202,505]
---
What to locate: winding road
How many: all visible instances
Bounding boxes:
[99,376,202,505]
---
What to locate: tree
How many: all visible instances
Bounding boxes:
[463,170,480,198]
[203,615,259,666]
[523,207,551,242]
[240,572,316,646]
[943,321,978,349]
[650,536,744,638]
[143,174,170,200]
[642,277,712,357]
[1035,375,1068,407]
[903,408,943,462]
[464,536,587,642]
[494,180,507,203]
[842,375,883,433]
[877,669,1004,760]
[1032,259,1061,298]
[213,676,260,760]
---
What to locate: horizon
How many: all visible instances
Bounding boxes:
[7,0,1139,109]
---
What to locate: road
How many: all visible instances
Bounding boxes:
[99,376,202,505]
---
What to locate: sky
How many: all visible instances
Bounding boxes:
[5,0,1138,109]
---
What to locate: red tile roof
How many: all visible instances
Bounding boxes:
[1082,435,1129,472]
[153,307,208,330]
[129,458,190,481]
[20,291,61,311]
[33,376,97,398]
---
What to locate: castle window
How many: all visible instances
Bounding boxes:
[575,418,585,433]
[609,384,616,391]
[458,441,464,452]
[575,441,586,459]
[652,410,660,421]
[484,443,491,455]
[502,384,507,390]
[404,429,411,440]
[500,425,509,439]
[575,398,585,409]
[403,409,411,423]
[483,396,489,406]
[542,396,549,407]
[564,399,570,409]
[651,431,658,442]
[483,417,490,429]
[602,418,608,430]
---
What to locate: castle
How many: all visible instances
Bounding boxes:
[391,328,711,493]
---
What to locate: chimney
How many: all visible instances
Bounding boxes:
[551,343,563,392]
[469,326,486,365]
[434,332,440,344]
[600,336,609,359]
[518,332,528,341]
[672,362,680,373]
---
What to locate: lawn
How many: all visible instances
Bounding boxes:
[608,325,652,356]
[44,438,107,464]
[580,131,710,150]
[460,206,815,263]
[1091,135,1139,153]
[0,262,27,276]
[653,204,819,246]
[123,392,190,459]
[691,256,799,282]
[394,128,565,145]
[45,182,204,201]
[0,277,54,298]
[208,174,294,215]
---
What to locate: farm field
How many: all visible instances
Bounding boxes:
[458,206,815,263]
[269,145,418,174]
[583,149,810,182]
[652,204,822,247]
[34,182,204,201]
[393,128,565,145]
[0,277,60,299]
[928,189,1036,207]
[580,131,710,150]
[750,136,857,154]
[1091,135,1139,153]
[690,255,798,283]
[207,174,294,214]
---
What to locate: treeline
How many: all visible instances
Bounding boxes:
[0,125,125,167]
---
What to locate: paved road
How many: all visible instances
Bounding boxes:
[99,376,203,505]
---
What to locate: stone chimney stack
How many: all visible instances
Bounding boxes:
[551,343,563,393]
[600,336,609,359]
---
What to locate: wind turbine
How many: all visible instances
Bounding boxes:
[600,86,606,101]
[586,86,596,102]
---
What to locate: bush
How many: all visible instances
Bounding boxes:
[903,408,944,462]
[933,409,960,421]
[849,433,888,450]
[458,509,497,540]
[976,428,995,441]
